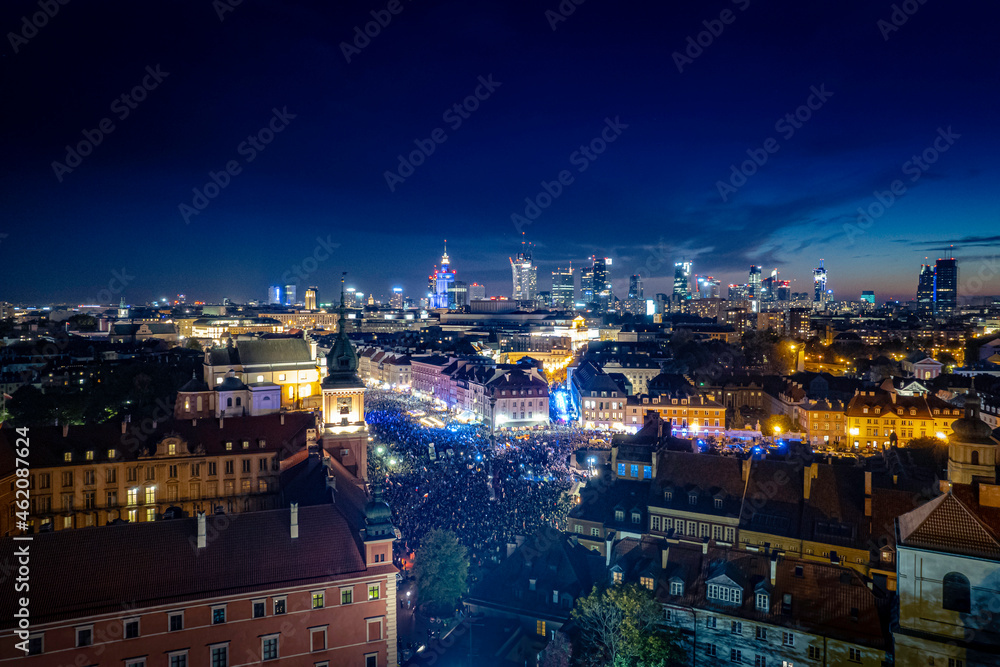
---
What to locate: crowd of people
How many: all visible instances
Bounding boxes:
[364,389,600,569]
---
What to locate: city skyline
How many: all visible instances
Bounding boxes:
[1,2,999,304]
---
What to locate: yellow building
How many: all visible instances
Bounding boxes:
[796,398,846,448]
[204,337,321,410]
[845,385,958,449]
[625,393,727,435]
[191,316,282,340]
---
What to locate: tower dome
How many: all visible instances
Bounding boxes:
[364,483,395,540]
[949,383,995,445]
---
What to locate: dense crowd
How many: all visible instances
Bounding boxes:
[364,390,599,569]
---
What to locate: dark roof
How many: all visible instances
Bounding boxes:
[0,504,394,629]
[653,451,745,518]
[741,460,805,539]
[898,488,1000,560]
[237,338,312,366]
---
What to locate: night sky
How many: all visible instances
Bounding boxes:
[2,0,998,305]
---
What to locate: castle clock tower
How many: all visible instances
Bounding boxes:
[320,273,369,480]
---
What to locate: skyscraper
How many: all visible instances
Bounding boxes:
[284,283,297,306]
[673,261,692,302]
[510,242,537,301]
[551,266,575,310]
[268,285,282,305]
[449,280,468,308]
[430,242,456,309]
[580,266,594,305]
[628,274,643,300]
[390,287,403,309]
[592,257,611,311]
[748,266,762,299]
[696,276,721,299]
[813,260,828,308]
[917,263,935,311]
[468,283,486,301]
[934,257,958,316]
[304,286,319,310]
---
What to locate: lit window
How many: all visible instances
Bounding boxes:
[312,591,325,609]
[273,597,286,615]
[368,583,380,600]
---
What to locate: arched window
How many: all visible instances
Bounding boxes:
[943,572,971,613]
[971,450,980,466]
[226,397,233,407]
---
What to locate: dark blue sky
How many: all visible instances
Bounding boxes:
[1,0,998,305]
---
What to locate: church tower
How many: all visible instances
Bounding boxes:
[947,382,999,485]
[118,297,130,320]
[320,273,369,480]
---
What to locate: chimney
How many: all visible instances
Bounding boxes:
[661,546,670,570]
[290,503,299,539]
[770,553,778,585]
[702,539,709,555]
[281,413,285,425]
[197,512,207,549]
[742,458,752,483]
[121,421,127,434]
[219,416,224,428]
[192,418,197,426]
[803,463,818,500]
[892,474,898,486]
[62,424,69,437]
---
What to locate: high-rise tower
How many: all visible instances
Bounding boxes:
[510,241,537,302]
[628,274,643,300]
[934,257,958,317]
[551,265,575,310]
[916,263,935,311]
[673,261,692,302]
[813,260,828,309]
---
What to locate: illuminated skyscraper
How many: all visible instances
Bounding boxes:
[284,284,297,306]
[696,276,721,299]
[551,266,575,310]
[430,241,456,309]
[580,266,594,305]
[917,264,935,311]
[592,257,612,311]
[268,285,282,305]
[628,274,643,300]
[673,261,692,301]
[510,242,537,301]
[304,286,319,310]
[468,283,486,301]
[934,257,958,316]
[813,260,828,308]
[390,287,403,309]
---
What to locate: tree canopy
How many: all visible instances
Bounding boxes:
[412,529,469,614]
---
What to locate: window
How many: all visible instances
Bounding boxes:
[310,627,327,651]
[706,616,717,629]
[76,627,93,646]
[368,583,380,600]
[212,606,226,624]
[688,493,698,506]
[706,643,717,657]
[782,631,794,646]
[64,452,72,462]
[756,592,769,611]
[640,576,654,590]
[367,618,383,642]
[169,612,183,631]
[536,619,546,636]
[756,626,767,640]
[949,659,965,667]
[707,584,742,605]
[731,649,742,663]
[630,464,639,478]
[145,487,155,504]
[849,648,862,663]
[126,660,146,667]
[169,465,178,478]
[262,636,279,661]
[631,512,641,524]
[312,591,325,609]
[615,510,624,521]
[664,490,673,502]
[365,654,378,667]
[808,646,821,660]
[591,527,600,537]
[943,572,971,613]
[27,634,43,655]
[670,581,683,596]
[643,465,652,479]
[225,461,234,475]
[755,656,767,667]
[731,621,742,635]
[253,600,265,618]
[211,645,228,667]
[169,652,188,667]
[274,597,286,614]
[124,618,139,639]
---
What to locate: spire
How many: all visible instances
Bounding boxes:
[338,272,347,334]
[441,239,449,266]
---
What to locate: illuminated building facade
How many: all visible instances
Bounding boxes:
[551,266,575,310]
[510,242,537,302]
[428,242,456,309]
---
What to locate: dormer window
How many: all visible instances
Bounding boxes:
[714,498,723,509]
[258,439,266,448]
[640,576,654,591]
[612,571,623,584]
[756,592,769,611]
[64,452,72,462]
[167,443,176,456]
[615,510,624,522]
[631,512,641,524]
[85,451,94,461]
[910,408,916,416]
[108,449,116,459]
[688,493,698,506]
[874,407,881,414]
[664,491,673,502]
[643,398,649,404]
[863,407,868,414]
[934,409,940,414]
[670,581,684,596]
[707,584,742,605]
[225,442,233,451]
[242,440,249,450]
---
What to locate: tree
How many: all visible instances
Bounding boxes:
[572,584,684,667]
[185,338,203,351]
[412,529,469,614]
[540,631,572,667]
